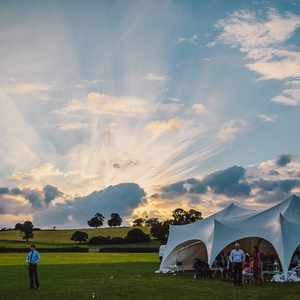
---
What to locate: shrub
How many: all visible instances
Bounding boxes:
[125,228,150,243]
[110,237,125,245]
[71,231,88,243]
[89,236,111,245]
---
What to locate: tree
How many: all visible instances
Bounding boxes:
[125,228,150,243]
[171,208,203,225]
[150,221,171,243]
[145,218,160,227]
[87,213,104,229]
[71,231,88,243]
[22,221,34,242]
[172,208,188,225]
[107,213,122,227]
[132,218,146,227]
[15,223,24,231]
[186,209,203,223]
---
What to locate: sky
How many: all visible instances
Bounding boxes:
[1,0,300,228]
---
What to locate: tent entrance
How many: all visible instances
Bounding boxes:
[163,240,208,271]
[212,237,282,272]
[290,245,300,269]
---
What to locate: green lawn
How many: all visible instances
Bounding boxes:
[1,253,300,300]
[0,227,157,249]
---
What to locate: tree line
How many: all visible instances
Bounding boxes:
[10,207,203,244]
[132,208,203,243]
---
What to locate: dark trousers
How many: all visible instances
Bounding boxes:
[232,262,243,285]
[28,263,39,288]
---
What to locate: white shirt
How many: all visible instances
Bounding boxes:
[230,249,245,263]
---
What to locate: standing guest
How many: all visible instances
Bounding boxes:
[242,254,253,284]
[26,244,40,289]
[229,242,245,286]
[252,246,263,285]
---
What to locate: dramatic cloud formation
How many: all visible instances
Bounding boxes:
[133,154,300,220]
[34,183,145,227]
[2,154,300,227]
[0,185,63,227]
[1,2,300,228]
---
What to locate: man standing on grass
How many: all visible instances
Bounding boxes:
[229,242,245,286]
[26,244,40,289]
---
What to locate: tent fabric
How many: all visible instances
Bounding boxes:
[160,195,300,273]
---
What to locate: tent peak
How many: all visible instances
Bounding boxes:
[288,194,300,202]
[215,202,255,221]
[282,194,300,223]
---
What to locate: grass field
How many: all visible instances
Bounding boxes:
[0,227,158,249]
[1,253,300,300]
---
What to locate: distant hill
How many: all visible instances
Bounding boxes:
[0,227,159,249]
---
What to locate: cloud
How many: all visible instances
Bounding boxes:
[8,162,86,196]
[0,193,31,216]
[254,178,300,193]
[144,118,182,135]
[177,34,199,45]
[56,121,89,131]
[272,82,300,106]
[3,155,300,226]
[215,9,300,106]
[203,166,251,197]
[59,92,152,117]
[33,183,145,227]
[0,83,49,94]
[245,50,300,81]
[217,119,247,142]
[43,185,63,205]
[276,154,293,167]
[0,214,32,228]
[10,163,66,183]
[168,97,181,102]
[23,190,44,208]
[72,79,104,89]
[0,185,64,214]
[144,73,168,81]
[193,103,206,113]
[159,166,250,199]
[134,155,300,219]
[216,10,300,50]
[258,114,278,123]
[161,178,207,197]
[157,102,184,114]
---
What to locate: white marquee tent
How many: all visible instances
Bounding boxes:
[160,195,300,274]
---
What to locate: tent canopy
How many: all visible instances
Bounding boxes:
[160,195,300,273]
